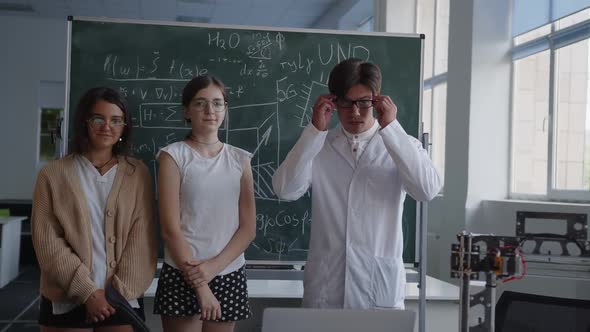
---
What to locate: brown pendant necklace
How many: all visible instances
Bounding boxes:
[94,156,114,170]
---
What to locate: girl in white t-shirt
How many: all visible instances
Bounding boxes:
[154,75,256,332]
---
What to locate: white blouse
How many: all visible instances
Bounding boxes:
[51,156,138,314]
[158,141,252,275]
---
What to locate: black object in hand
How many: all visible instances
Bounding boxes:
[105,285,150,332]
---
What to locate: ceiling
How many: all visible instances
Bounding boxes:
[0,0,369,29]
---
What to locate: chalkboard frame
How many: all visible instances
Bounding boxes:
[64,16,426,266]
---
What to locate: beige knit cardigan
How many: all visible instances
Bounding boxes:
[31,155,157,304]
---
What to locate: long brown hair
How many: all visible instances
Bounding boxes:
[69,87,133,156]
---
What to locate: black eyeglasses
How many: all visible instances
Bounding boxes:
[335,98,376,109]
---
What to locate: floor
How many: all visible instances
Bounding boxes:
[0,265,302,332]
[0,265,166,332]
[0,265,41,332]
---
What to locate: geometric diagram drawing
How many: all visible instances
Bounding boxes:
[221,101,280,201]
[295,81,328,128]
[252,162,277,200]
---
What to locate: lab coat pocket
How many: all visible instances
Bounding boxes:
[371,256,403,308]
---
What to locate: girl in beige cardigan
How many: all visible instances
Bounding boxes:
[31,87,157,331]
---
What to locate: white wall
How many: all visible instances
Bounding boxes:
[0,16,67,200]
[427,0,474,281]
[334,0,374,31]
[311,0,363,30]
[374,0,416,33]
[466,0,512,211]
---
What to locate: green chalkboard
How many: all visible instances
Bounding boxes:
[67,18,423,263]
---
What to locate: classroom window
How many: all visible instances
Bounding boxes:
[422,89,433,139]
[357,16,374,32]
[417,0,449,187]
[431,83,447,179]
[511,8,590,201]
[417,0,435,79]
[511,51,550,195]
[513,24,551,46]
[39,108,62,162]
[554,40,590,191]
[38,81,65,166]
[556,7,590,31]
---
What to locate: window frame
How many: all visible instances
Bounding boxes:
[417,0,448,192]
[510,17,590,202]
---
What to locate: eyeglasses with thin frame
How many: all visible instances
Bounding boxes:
[87,116,126,130]
[190,98,228,113]
[335,97,376,110]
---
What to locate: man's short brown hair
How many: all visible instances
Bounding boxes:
[328,58,382,98]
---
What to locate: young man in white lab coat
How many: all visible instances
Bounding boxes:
[272,58,441,309]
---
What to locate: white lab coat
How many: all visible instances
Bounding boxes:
[272,120,441,309]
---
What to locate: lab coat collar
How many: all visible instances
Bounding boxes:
[327,121,381,170]
[358,124,382,168]
[327,128,356,169]
[341,120,379,142]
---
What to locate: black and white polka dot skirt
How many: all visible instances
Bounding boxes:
[153,263,252,321]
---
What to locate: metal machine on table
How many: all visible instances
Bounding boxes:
[450,211,590,332]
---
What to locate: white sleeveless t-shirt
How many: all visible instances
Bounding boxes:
[158,141,252,275]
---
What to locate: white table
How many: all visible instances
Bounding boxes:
[145,268,459,332]
[0,216,25,288]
